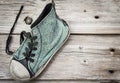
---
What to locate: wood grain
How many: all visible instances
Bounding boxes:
[0,0,120,82]
[0,80,111,83]
[1,35,120,80]
[0,0,120,34]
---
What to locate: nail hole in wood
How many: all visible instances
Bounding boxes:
[94,15,99,19]
[110,48,115,52]
[108,70,115,74]
[84,10,87,12]
[84,60,86,62]
[79,46,82,49]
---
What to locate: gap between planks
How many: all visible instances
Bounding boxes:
[0,80,118,83]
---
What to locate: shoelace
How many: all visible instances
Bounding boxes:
[21,31,38,62]
[6,5,24,55]
[5,5,38,62]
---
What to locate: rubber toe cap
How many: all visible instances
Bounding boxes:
[10,60,30,81]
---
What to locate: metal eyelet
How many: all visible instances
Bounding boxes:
[24,16,33,25]
[33,29,38,35]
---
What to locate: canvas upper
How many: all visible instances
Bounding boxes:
[9,1,69,81]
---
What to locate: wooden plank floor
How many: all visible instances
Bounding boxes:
[1,0,120,83]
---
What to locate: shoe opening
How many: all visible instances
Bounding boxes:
[31,3,53,28]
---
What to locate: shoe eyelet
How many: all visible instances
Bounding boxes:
[33,29,38,35]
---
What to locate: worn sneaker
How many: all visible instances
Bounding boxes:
[6,0,70,81]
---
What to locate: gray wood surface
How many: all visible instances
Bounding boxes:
[0,0,120,83]
[0,80,119,83]
[1,35,120,81]
[0,0,120,34]
[0,80,112,83]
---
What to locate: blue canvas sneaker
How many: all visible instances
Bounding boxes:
[6,0,70,81]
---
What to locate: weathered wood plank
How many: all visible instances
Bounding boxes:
[0,0,120,34]
[0,80,110,83]
[0,80,119,83]
[1,35,120,80]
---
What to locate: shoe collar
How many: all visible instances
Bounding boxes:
[31,2,57,29]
